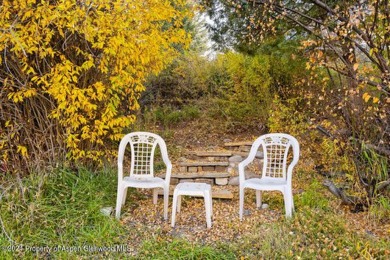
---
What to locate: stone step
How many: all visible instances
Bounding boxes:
[178,161,229,167]
[233,151,264,159]
[157,186,233,199]
[224,141,253,147]
[185,150,233,162]
[224,141,253,152]
[178,161,229,173]
[187,150,233,157]
[174,172,230,179]
[159,172,231,179]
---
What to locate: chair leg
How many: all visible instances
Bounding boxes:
[171,190,178,227]
[256,190,262,208]
[163,187,169,220]
[204,191,212,228]
[210,191,213,218]
[289,187,294,214]
[115,185,124,219]
[283,189,293,218]
[177,195,182,213]
[122,187,128,205]
[291,192,295,212]
[153,188,158,205]
[239,186,245,221]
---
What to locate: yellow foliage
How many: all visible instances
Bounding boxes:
[17,145,28,158]
[0,0,191,167]
[363,92,371,102]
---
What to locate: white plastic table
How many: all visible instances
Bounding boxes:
[171,182,213,228]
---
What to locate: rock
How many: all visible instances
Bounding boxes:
[255,151,264,158]
[245,172,259,179]
[179,179,194,183]
[240,145,251,152]
[227,167,235,174]
[194,178,214,185]
[100,207,113,216]
[260,203,269,209]
[170,178,179,185]
[203,166,215,171]
[228,176,239,186]
[229,155,243,163]
[215,166,227,172]
[215,177,228,185]
[188,166,198,172]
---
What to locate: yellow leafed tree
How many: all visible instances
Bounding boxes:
[0,0,191,173]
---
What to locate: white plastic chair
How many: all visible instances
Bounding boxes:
[115,132,172,220]
[239,133,299,220]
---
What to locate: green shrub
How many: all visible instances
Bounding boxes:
[207,52,272,130]
[141,104,201,129]
[297,180,330,211]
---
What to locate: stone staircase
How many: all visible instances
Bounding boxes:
[158,140,264,199]
[175,156,231,185]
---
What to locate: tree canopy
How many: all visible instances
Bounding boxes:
[202,0,389,152]
[201,0,389,201]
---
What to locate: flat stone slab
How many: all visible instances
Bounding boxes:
[224,141,253,147]
[178,161,229,167]
[228,176,239,186]
[157,186,233,199]
[215,177,229,185]
[191,151,233,157]
[233,151,264,159]
[171,172,231,179]
[229,155,243,163]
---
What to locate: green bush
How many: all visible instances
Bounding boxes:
[297,180,330,211]
[141,104,201,128]
[207,52,272,130]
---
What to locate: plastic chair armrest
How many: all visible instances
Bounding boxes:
[238,159,252,184]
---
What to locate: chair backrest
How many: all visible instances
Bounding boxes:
[257,133,299,181]
[118,132,167,178]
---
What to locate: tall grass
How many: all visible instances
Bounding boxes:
[0,168,126,258]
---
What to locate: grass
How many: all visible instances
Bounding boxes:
[0,168,127,258]
[138,240,236,259]
[233,179,390,259]
[369,195,390,224]
[296,179,330,211]
[0,168,389,258]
